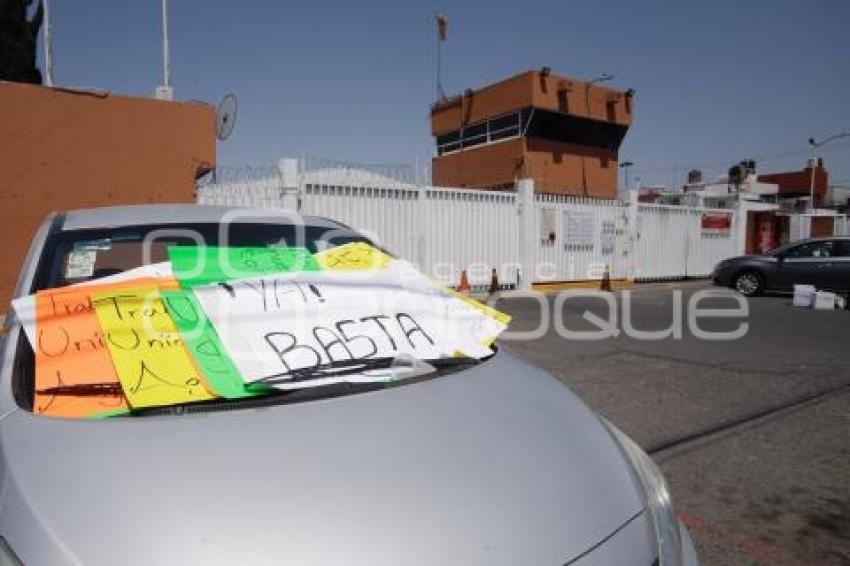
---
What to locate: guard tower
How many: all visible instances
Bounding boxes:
[430,69,633,198]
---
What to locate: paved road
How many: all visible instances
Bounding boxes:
[495,282,850,565]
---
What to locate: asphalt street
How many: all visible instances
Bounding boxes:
[495,282,850,565]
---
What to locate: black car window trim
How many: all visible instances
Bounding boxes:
[784,241,834,261]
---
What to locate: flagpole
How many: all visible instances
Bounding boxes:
[436,22,441,101]
[435,13,447,101]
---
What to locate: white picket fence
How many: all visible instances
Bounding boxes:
[198,161,741,289]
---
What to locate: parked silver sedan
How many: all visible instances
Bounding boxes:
[0,205,697,565]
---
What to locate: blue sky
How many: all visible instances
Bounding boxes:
[42,0,850,188]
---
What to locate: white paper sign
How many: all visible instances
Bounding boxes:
[12,262,174,348]
[192,270,504,384]
[65,250,97,279]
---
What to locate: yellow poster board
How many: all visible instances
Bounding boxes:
[92,286,216,408]
[314,242,393,270]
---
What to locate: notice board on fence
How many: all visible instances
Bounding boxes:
[563,210,596,249]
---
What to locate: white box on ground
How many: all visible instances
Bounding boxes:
[793,285,816,307]
[814,291,836,310]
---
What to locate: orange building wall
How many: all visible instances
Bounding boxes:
[523,138,617,198]
[0,82,215,305]
[431,70,631,135]
[530,75,631,126]
[431,138,617,197]
[431,73,537,135]
[431,138,526,190]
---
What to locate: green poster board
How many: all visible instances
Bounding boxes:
[168,246,320,288]
[161,290,266,399]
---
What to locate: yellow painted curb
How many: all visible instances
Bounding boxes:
[532,279,634,292]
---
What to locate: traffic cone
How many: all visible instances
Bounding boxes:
[457,269,471,295]
[488,268,500,296]
[600,264,612,292]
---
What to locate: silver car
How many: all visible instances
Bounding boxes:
[0,205,698,565]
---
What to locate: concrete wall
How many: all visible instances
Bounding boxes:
[0,82,215,305]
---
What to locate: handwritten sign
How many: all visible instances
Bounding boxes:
[32,286,130,418]
[92,286,216,408]
[160,289,264,399]
[168,246,320,288]
[192,271,505,385]
[316,254,511,346]
[314,242,393,270]
[13,263,176,348]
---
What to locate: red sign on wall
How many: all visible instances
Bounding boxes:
[701,213,732,236]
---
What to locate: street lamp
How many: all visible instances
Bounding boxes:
[808,129,849,209]
[620,160,634,191]
[590,73,614,84]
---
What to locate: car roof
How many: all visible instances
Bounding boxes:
[60,204,345,231]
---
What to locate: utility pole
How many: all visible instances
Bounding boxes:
[43,0,53,86]
[156,0,174,100]
[808,130,849,209]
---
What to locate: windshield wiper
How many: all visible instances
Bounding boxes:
[253,357,401,386]
[37,383,125,397]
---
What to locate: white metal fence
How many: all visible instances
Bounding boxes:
[299,183,519,288]
[198,160,743,288]
[533,195,631,281]
[634,205,739,280]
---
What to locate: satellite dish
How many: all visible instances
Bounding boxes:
[215,94,238,141]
